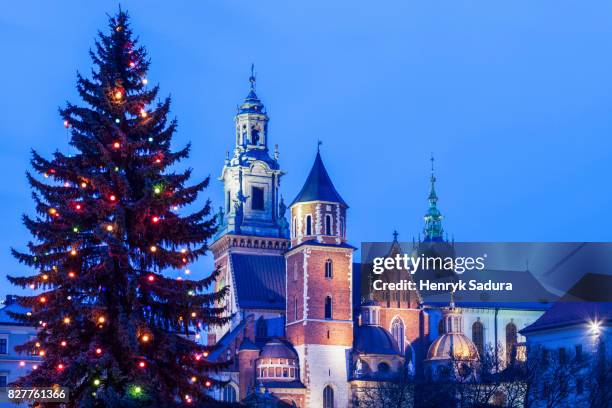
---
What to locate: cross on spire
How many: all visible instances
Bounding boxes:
[392,230,399,242]
[249,63,256,91]
[317,139,323,152]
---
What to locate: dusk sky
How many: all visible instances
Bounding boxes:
[1,1,611,298]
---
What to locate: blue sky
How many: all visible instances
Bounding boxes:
[1,1,611,298]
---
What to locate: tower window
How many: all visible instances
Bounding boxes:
[292,217,297,238]
[294,297,298,321]
[323,385,334,408]
[251,187,264,210]
[325,259,333,279]
[226,190,231,213]
[293,262,298,281]
[324,296,332,320]
[325,214,332,235]
[305,215,312,236]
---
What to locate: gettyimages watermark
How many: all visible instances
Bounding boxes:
[360,242,612,304]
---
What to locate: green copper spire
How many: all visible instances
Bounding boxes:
[423,154,444,241]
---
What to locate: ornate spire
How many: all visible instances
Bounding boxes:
[423,154,444,242]
[428,154,438,204]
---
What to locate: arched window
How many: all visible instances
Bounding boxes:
[324,296,332,320]
[391,317,405,353]
[305,215,312,236]
[292,217,297,238]
[293,262,298,281]
[222,384,237,402]
[294,297,298,321]
[377,362,390,373]
[506,322,517,364]
[339,217,344,237]
[472,321,484,357]
[325,214,332,235]
[325,259,333,279]
[256,317,267,340]
[323,385,334,408]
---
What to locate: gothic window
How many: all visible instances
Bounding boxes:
[325,214,332,235]
[324,296,332,320]
[256,317,267,340]
[506,322,517,364]
[294,297,298,321]
[323,385,334,408]
[472,321,484,357]
[305,215,312,236]
[391,317,405,353]
[222,385,237,402]
[251,187,264,210]
[325,259,333,279]
[292,217,297,238]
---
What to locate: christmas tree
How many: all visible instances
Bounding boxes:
[8,10,229,407]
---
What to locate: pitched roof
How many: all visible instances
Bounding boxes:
[230,253,286,310]
[521,273,612,334]
[290,151,347,207]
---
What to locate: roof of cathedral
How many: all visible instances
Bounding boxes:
[354,325,401,356]
[290,151,347,207]
[231,253,286,310]
[521,273,612,334]
[422,268,558,309]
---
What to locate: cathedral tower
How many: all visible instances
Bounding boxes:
[215,66,289,240]
[209,68,289,345]
[285,149,354,407]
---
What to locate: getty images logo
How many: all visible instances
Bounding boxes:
[371,253,487,275]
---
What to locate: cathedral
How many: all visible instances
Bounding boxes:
[205,72,556,407]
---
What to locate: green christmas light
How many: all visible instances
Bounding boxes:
[93,379,100,386]
[153,185,162,195]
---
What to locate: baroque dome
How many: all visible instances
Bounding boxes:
[427,332,479,361]
[259,339,298,360]
[354,325,401,356]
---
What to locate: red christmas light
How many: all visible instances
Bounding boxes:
[57,363,64,371]
[147,274,155,282]
[68,271,76,278]
[113,141,120,149]
[152,216,160,224]
[64,120,70,128]
[109,195,117,202]
[138,361,146,368]
[95,348,102,355]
